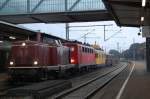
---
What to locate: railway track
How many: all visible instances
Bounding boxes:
[53,63,127,99]
[0,62,128,99]
[0,86,20,99]
[69,63,124,87]
[0,83,27,97]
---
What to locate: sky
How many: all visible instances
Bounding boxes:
[20,21,145,53]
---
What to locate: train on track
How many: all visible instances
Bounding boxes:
[7,33,119,81]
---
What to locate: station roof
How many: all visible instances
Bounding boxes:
[0,21,66,41]
[103,0,150,27]
[0,21,37,41]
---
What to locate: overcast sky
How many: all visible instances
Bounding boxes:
[20,21,145,53]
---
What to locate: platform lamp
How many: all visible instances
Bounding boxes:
[142,0,146,7]
[139,9,145,36]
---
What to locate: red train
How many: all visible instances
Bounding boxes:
[8,39,118,80]
[64,42,95,70]
[105,54,119,66]
[8,40,73,80]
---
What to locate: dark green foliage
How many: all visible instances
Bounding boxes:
[122,42,146,60]
[109,49,120,57]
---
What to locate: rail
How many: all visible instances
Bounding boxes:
[53,63,128,99]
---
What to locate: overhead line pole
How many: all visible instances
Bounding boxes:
[104,25,106,41]
[66,23,69,40]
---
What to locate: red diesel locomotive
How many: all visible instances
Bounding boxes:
[8,40,73,80]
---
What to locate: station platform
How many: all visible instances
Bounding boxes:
[91,61,150,99]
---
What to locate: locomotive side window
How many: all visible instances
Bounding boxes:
[82,47,84,52]
[86,48,88,53]
[87,48,88,53]
[81,46,94,53]
[83,47,85,52]
[85,48,87,53]
[95,53,98,58]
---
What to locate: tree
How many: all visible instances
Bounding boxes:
[109,49,120,57]
[121,42,146,60]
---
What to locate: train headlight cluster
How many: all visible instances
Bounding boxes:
[10,61,14,65]
[34,61,38,65]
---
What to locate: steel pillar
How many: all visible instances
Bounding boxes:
[66,23,69,40]
[146,38,150,72]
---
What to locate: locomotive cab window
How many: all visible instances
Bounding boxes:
[87,48,89,53]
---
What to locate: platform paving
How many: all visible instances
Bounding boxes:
[91,61,150,99]
[120,61,150,99]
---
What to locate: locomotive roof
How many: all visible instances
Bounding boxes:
[64,42,94,49]
[95,49,105,53]
[12,40,67,47]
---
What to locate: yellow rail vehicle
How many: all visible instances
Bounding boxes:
[95,50,106,66]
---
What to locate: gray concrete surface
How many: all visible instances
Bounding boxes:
[92,61,150,99]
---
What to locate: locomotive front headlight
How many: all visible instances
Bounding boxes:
[71,58,75,63]
[34,61,38,65]
[22,42,26,46]
[10,61,14,65]
[71,47,74,52]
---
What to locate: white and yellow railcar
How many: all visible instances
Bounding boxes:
[95,50,106,66]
